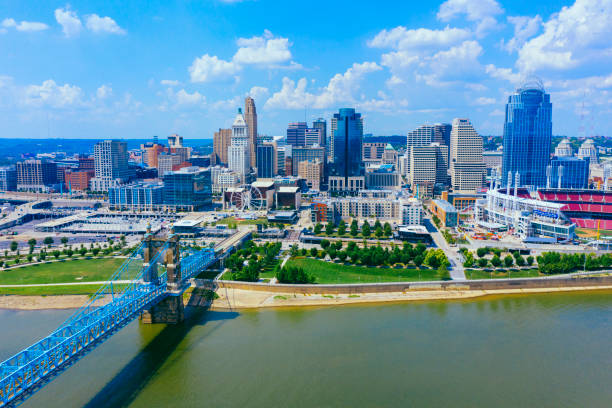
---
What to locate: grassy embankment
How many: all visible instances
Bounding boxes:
[465,268,541,280]
[0,258,126,295]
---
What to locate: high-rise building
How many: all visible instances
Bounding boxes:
[157,154,182,177]
[547,156,590,189]
[91,140,129,191]
[213,128,232,165]
[256,143,276,178]
[362,142,386,163]
[0,166,17,191]
[141,142,166,168]
[244,97,258,167]
[304,128,322,146]
[65,169,94,191]
[554,138,574,157]
[329,108,364,192]
[167,134,183,149]
[407,125,434,149]
[286,122,308,147]
[298,159,324,191]
[577,139,598,164]
[292,146,326,177]
[163,167,212,211]
[433,123,452,147]
[410,146,437,197]
[502,80,552,187]
[450,118,485,192]
[228,108,250,178]
[16,160,58,191]
[312,118,327,147]
[276,145,290,176]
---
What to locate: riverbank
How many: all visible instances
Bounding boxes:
[2,284,612,311]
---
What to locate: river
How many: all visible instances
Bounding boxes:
[1,291,611,407]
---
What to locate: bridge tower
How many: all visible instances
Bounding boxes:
[140,230,185,324]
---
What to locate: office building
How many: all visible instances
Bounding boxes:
[329,108,364,192]
[383,144,398,166]
[298,159,324,191]
[245,97,258,167]
[276,145,290,176]
[78,156,95,171]
[157,154,182,177]
[312,118,327,147]
[292,146,326,176]
[91,140,129,192]
[363,142,386,163]
[502,80,552,187]
[450,118,485,192]
[433,123,452,147]
[410,146,436,197]
[365,164,401,190]
[577,139,598,164]
[555,138,574,157]
[430,200,458,228]
[407,125,433,150]
[211,167,239,194]
[65,169,94,191]
[286,122,308,147]
[0,166,17,191]
[401,198,423,225]
[141,142,167,168]
[213,128,232,165]
[304,128,322,147]
[163,167,212,211]
[16,160,58,191]
[547,156,590,189]
[483,151,503,171]
[228,108,250,178]
[167,134,183,149]
[257,143,276,178]
[109,182,164,211]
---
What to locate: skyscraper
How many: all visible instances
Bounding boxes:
[312,118,327,146]
[502,80,552,187]
[432,123,452,147]
[228,108,250,179]
[329,108,364,192]
[286,122,308,147]
[304,128,322,146]
[256,143,276,178]
[213,128,232,165]
[407,125,433,149]
[244,97,258,167]
[91,140,129,191]
[450,118,485,192]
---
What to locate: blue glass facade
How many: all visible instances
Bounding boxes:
[256,144,275,178]
[548,156,590,189]
[108,182,164,209]
[286,122,307,147]
[502,84,552,187]
[163,167,212,210]
[330,108,363,180]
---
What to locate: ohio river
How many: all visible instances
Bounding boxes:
[1,291,612,407]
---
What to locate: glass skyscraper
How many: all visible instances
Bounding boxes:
[330,108,363,179]
[502,80,552,188]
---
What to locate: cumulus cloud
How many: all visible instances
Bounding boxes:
[55,7,82,37]
[96,85,112,99]
[160,79,180,86]
[265,62,381,110]
[2,18,49,32]
[485,64,521,84]
[437,0,504,36]
[502,15,542,53]
[233,30,291,65]
[23,80,83,108]
[85,14,126,35]
[189,54,240,83]
[368,26,471,50]
[516,0,612,73]
[247,86,269,101]
[473,96,497,105]
[175,89,205,105]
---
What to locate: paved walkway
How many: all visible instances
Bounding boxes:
[425,217,466,281]
[0,280,132,288]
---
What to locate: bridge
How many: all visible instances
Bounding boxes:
[0,229,219,407]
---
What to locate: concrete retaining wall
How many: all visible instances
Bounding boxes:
[194,272,612,295]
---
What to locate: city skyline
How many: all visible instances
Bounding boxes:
[1,0,611,139]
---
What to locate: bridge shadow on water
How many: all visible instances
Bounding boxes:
[83,291,238,408]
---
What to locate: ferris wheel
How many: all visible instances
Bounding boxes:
[229,185,264,211]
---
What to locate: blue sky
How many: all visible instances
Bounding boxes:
[1,0,611,139]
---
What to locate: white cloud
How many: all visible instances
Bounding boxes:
[55,7,82,37]
[437,0,504,36]
[2,18,48,32]
[189,54,240,83]
[233,30,292,65]
[485,64,521,84]
[160,79,180,86]
[23,80,83,108]
[424,40,483,84]
[368,26,471,50]
[247,86,269,101]
[96,85,112,99]
[175,89,205,105]
[502,15,542,53]
[517,0,612,73]
[265,62,381,110]
[85,14,126,35]
[474,96,497,105]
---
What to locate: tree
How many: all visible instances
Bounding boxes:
[334,241,343,251]
[504,255,514,267]
[463,252,474,268]
[28,238,37,254]
[476,247,487,258]
[374,220,382,231]
[478,258,488,268]
[516,255,525,267]
[413,255,424,268]
[338,220,347,236]
[350,220,359,237]
[527,256,535,266]
[39,252,46,261]
[66,249,74,257]
[61,237,68,246]
[338,251,347,263]
[310,247,318,257]
[27,254,33,262]
[320,239,331,250]
[375,226,383,239]
[314,223,323,234]
[276,266,315,284]
[10,241,18,253]
[383,222,392,237]
[362,221,371,238]
[325,222,335,235]
[79,248,88,257]
[52,250,61,259]
[491,255,502,267]
[300,248,307,256]
[438,264,451,280]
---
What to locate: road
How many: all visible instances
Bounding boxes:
[424,217,466,281]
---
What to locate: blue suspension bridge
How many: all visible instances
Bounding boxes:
[0,231,218,407]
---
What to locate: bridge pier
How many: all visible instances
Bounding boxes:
[140,296,184,324]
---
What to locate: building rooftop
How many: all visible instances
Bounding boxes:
[432,199,457,213]
[278,186,299,193]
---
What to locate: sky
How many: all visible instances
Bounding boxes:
[1,0,611,140]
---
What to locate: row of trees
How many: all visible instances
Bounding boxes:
[462,247,535,269]
[314,220,393,239]
[4,235,127,257]
[276,266,315,284]
[225,241,282,282]
[537,252,612,275]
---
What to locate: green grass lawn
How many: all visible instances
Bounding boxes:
[315,232,393,240]
[0,284,102,296]
[284,257,444,284]
[260,257,281,279]
[0,258,127,285]
[216,217,268,226]
[465,268,541,280]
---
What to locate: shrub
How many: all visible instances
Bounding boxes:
[491,255,501,267]
[477,258,488,268]
[504,255,514,267]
